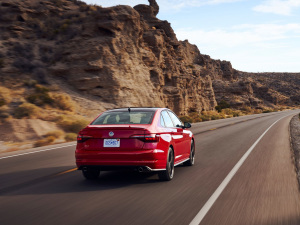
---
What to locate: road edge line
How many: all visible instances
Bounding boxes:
[189,116,287,225]
[0,144,76,160]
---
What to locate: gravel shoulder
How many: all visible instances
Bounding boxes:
[290,113,300,186]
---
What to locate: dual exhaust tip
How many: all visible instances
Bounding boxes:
[137,167,151,173]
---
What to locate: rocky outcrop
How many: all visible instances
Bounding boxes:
[0,0,299,117]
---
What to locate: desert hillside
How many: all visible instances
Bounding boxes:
[0,0,299,149]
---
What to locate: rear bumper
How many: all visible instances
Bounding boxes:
[77,165,164,172]
[75,149,167,170]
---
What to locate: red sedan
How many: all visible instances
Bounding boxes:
[75,108,195,181]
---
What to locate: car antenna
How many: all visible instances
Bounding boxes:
[128,107,131,113]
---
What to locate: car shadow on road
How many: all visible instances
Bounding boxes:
[0,166,178,196]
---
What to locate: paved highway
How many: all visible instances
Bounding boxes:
[1,110,300,225]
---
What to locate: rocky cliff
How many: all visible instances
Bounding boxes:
[0,0,299,117]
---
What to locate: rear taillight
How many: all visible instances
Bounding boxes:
[77,135,92,143]
[131,134,160,142]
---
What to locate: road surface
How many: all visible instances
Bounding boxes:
[0,110,300,225]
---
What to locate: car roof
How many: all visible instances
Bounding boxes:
[105,107,166,113]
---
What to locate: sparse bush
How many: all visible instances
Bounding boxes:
[0,87,11,106]
[179,116,193,123]
[65,133,77,142]
[51,93,75,111]
[242,106,253,114]
[45,130,64,139]
[194,118,202,122]
[232,111,241,117]
[57,115,89,133]
[14,103,39,119]
[0,106,10,122]
[253,109,262,114]
[34,136,56,147]
[89,5,98,11]
[79,4,90,12]
[215,100,230,113]
[0,111,9,119]
[222,108,234,115]
[24,79,38,87]
[199,114,210,121]
[26,84,54,106]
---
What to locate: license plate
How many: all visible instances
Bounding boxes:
[104,139,120,147]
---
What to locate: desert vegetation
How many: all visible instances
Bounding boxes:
[180,101,286,123]
[0,81,91,152]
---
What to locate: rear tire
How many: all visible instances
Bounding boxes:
[82,168,100,180]
[158,147,174,181]
[184,140,195,166]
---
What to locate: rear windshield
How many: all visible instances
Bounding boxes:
[91,111,155,125]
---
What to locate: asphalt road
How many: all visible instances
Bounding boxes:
[1,110,300,225]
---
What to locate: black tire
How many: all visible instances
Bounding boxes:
[184,140,195,166]
[82,168,100,180]
[158,147,174,181]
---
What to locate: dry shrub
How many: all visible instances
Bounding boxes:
[179,116,193,123]
[34,136,56,147]
[232,111,242,117]
[222,108,234,115]
[89,5,98,11]
[56,115,89,133]
[14,103,40,119]
[201,111,223,120]
[241,106,253,115]
[26,84,54,106]
[65,133,77,142]
[253,109,262,114]
[51,93,75,111]
[45,130,64,139]
[199,114,210,121]
[0,105,10,122]
[0,86,11,107]
[24,79,38,87]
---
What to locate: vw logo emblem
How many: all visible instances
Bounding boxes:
[109,131,114,137]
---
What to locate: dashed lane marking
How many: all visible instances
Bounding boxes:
[54,168,78,176]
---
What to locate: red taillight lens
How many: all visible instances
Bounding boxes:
[77,135,92,143]
[131,134,160,142]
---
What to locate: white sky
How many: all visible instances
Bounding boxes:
[82,0,300,72]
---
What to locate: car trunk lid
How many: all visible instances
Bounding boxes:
[79,125,150,151]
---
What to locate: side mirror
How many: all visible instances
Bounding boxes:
[184,122,192,129]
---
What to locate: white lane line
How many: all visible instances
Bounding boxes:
[189,116,286,225]
[0,144,76,160]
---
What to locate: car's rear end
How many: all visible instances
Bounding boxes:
[75,108,167,176]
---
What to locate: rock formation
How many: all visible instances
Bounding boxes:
[0,0,299,117]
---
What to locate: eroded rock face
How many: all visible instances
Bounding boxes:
[0,0,299,116]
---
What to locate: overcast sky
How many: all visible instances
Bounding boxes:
[82,0,300,73]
